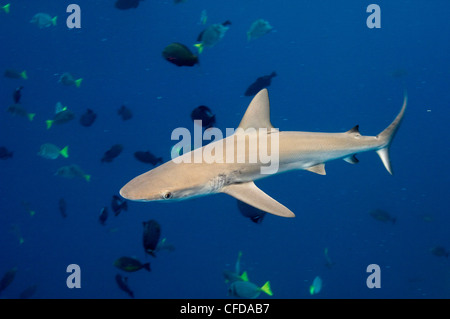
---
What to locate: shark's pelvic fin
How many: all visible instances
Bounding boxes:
[305,163,326,175]
[237,88,275,130]
[221,181,295,217]
[343,154,359,164]
[376,92,408,175]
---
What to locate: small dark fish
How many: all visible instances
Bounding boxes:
[134,151,163,166]
[391,68,408,78]
[13,86,23,104]
[58,198,67,218]
[115,274,134,298]
[99,207,108,225]
[0,147,13,159]
[115,0,142,10]
[101,144,123,163]
[4,69,27,80]
[162,43,199,67]
[245,72,277,96]
[191,105,216,129]
[79,109,97,127]
[237,200,266,224]
[118,105,132,121]
[114,256,151,272]
[430,246,449,258]
[369,209,396,224]
[111,195,128,216]
[0,267,18,294]
[19,284,38,299]
[143,219,161,257]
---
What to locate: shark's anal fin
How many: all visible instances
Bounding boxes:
[305,163,326,175]
[221,182,295,218]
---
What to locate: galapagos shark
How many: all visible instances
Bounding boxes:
[120,89,407,218]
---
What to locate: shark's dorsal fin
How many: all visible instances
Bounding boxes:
[346,125,360,134]
[221,181,295,217]
[237,89,275,130]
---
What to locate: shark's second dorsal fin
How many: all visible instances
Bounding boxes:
[346,125,360,134]
[221,181,295,218]
[237,89,275,130]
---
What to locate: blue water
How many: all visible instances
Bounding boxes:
[1,1,449,299]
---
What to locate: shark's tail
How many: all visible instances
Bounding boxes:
[376,92,407,175]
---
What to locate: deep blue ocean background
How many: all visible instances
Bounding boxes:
[1,1,449,299]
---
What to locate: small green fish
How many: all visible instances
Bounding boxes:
[59,72,82,88]
[194,20,231,54]
[229,279,272,299]
[55,164,90,182]
[1,3,10,14]
[114,257,150,272]
[30,13,57,28]
[4,69,27,79]
[38,143,69,159]
[309,276,322,295]
[7,104,35,121]
[46,103,75,129]
[247,19,273,41]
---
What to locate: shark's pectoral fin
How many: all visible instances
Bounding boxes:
[221,182,295,218]
[305,163,326,175]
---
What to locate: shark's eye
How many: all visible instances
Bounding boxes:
[163,192,172,200]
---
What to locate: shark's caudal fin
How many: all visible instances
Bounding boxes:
[376,93,407,175]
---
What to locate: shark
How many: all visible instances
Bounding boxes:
[120,89,407,218]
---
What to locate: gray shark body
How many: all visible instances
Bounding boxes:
[120,89,407,217]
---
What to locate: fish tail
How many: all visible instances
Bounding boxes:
[75,78,82,88]
[60,146,69,158]
[27,113,35,121]
[2,3,10,14]
[194,43,204,54]
[84,174,91,182]
[375,92,407,175]
[309,284,315,295]
[240,271,248,282]
[45,119,53,129]
[52,16,57,26]
[21,70,27,80]
[260,281,273,296]
[143,263,151,272]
